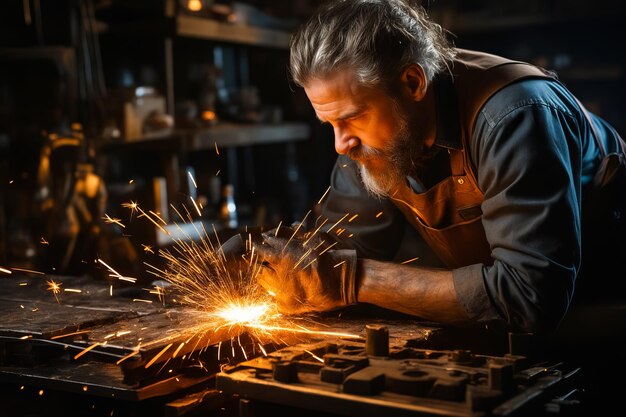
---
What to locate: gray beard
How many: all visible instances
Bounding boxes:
[351,113,424,199]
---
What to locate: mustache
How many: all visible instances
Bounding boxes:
[348,144,386,162]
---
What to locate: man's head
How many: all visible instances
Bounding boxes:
[290,0,454,197]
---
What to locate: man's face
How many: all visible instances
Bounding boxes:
[304,69,423,197]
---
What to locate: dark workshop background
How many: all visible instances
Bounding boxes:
[1,0,625,282]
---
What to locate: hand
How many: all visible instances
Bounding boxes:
[254,226,358,314]
[216,229,264,284]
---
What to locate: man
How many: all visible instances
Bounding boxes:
[248,0,625,335]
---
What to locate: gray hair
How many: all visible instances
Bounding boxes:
[289,0,455,91]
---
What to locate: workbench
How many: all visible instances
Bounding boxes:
[0,272,594,417]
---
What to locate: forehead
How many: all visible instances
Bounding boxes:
[303,69,382,117]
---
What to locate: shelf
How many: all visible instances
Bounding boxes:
[175,15,292,49]
[102,122,310,151]
[179,122,310,151]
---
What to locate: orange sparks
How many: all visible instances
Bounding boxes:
[74,342,100,360]
[51,330,92,340]
[103,214,125,228]
[333,260,346,268]
[46,279,62,303]
[97,258,138,283]
[348,214,359,222]
[142,244,154,254]
[116,350,140,365]
[145,343,173,369]
[326,213,350,233]
[214,142,219,155]
[375,211,383,218]
[304,349,324,362]
[172,342,185,358]
[317,186,331,205]
[11,268,44,275]
[40,237,49,245]
[0,267,11,275]
[400,257,420,265]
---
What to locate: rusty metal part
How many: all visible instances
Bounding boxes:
[217,336,582,417]
[365,324,389,357]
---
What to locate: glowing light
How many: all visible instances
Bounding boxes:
[46,279,62,303]
[187,0,202,12]
[201,110,216,121]
[212,302,271,325]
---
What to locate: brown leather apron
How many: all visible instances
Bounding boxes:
[390,50,556,268]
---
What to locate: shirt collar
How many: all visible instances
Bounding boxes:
[432,73,463,151]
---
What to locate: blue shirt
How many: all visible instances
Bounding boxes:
[320,77,623,331]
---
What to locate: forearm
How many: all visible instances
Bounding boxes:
[356,258,471,325]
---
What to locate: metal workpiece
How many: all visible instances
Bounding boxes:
[365,324,389,357]
[217,332,582,417]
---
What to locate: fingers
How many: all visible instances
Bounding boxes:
[218,234,245,260]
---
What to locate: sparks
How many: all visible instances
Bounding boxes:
[11,268,44,275]
[46,279,62,303]
[317,186,331,205]
[187,171,198,188]
[102,201,361,370]
[122,200,139,221]
[103,214,125,228]
[400,257,419,265]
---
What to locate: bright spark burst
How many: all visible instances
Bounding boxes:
[71,202,360,370]
[46,279,62,303]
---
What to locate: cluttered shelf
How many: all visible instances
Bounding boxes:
[102,121,310,151]
[97,8,295,50]
[175,14,292,49]
[179,121,310,150]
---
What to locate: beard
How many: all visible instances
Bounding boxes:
[349,106,427,199]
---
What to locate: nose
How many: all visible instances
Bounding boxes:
[334,126,359,155]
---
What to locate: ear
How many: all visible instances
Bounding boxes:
[400,64,428,101]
